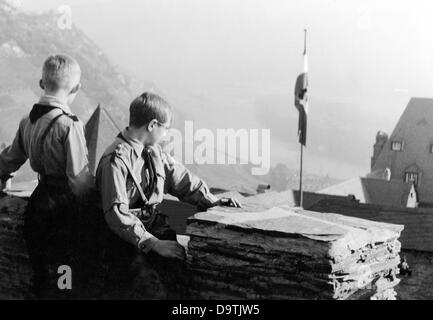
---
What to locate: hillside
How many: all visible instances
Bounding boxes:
[260,163,341,192]
[0,0,154,181]
[0,0,340,192]
[0,0,160,136]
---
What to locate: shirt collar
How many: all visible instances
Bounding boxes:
[120,127,145,158]
[38,95,72,114]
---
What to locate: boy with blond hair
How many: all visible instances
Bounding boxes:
[0,54,94,298]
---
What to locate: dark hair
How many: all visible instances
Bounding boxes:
[129,92,173,128]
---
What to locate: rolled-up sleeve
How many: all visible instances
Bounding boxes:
[105,204,156,251]
[97,155,155,249]
[0,119,28,180]
[163,152,218,210]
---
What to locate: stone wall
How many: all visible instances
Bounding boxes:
[0,195,33,299]
[1,193,428,300]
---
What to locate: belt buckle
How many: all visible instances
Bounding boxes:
[141,208,152,220]
[130,206,156,224]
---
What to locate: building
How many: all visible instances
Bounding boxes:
[371,97,433,205]
[319,97,433,208]
[256,184,271,194]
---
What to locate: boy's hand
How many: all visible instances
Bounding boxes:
[150,239,186,260]
[214,197,242,208]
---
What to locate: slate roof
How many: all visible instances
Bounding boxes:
[362,178,415,207]
[318,177,415,207]
[309,198,433,253]
[372,97,433,203]
[85,105,122,175]
[319,177,368,202]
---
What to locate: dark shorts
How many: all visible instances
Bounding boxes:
[25,186,189,300]
[100,213,189,300]
[24,182,81,299]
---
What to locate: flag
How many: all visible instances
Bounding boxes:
[294,32,309,146]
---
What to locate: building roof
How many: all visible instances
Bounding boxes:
[309,198,433,253]
[372,97,433,202]
[319,177,368,202]
[362,178,415,207]
[85,105,122,174]
[318,177,415,207]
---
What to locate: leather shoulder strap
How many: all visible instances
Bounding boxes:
[116,133,149,205]
[37,112,65,176]
[116,156,149,206]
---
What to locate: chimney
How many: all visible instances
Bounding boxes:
[371,130,388,170]
[257,184,271,194]
[384,168,391,181]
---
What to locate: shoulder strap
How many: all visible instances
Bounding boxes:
[39,114,64,148]
[116,133,149,205]
[37,111,66,176]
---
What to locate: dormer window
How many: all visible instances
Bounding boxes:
[391,141,403,151]
[405,172,419,185]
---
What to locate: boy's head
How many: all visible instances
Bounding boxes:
[129,92,173,146]
[40,54,82,105]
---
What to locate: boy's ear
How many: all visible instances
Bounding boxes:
[39,79,45,90]
[70,83,82,95]
[147,119,158,132]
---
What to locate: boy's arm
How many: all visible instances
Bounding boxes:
[98,153,156,251]
[162,152,220,210]
[0,119,28,182]
[64,120,95,196]
[98,153,185,259]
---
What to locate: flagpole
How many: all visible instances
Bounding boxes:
[304,29,307,55]
[299,143,304,208]
[299,29,307,209]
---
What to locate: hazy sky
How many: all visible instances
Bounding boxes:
[14,0,433,178]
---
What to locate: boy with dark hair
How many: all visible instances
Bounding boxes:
[0,54,94,298]
[96,92,241,298]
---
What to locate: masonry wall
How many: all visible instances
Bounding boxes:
[306,197,433,300]
[0,192,202,299]
[0,195,33,299]
[1,193,430,300]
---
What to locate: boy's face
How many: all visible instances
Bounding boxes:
[146,118,171,146]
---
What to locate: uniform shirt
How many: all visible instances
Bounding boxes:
[0,95,93,196]
[96,127,219,251]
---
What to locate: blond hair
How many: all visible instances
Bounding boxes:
[42,54,81,92]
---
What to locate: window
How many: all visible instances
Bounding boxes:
[391,141,403,151]
[405,172,419,185]
[430,143,433,154]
